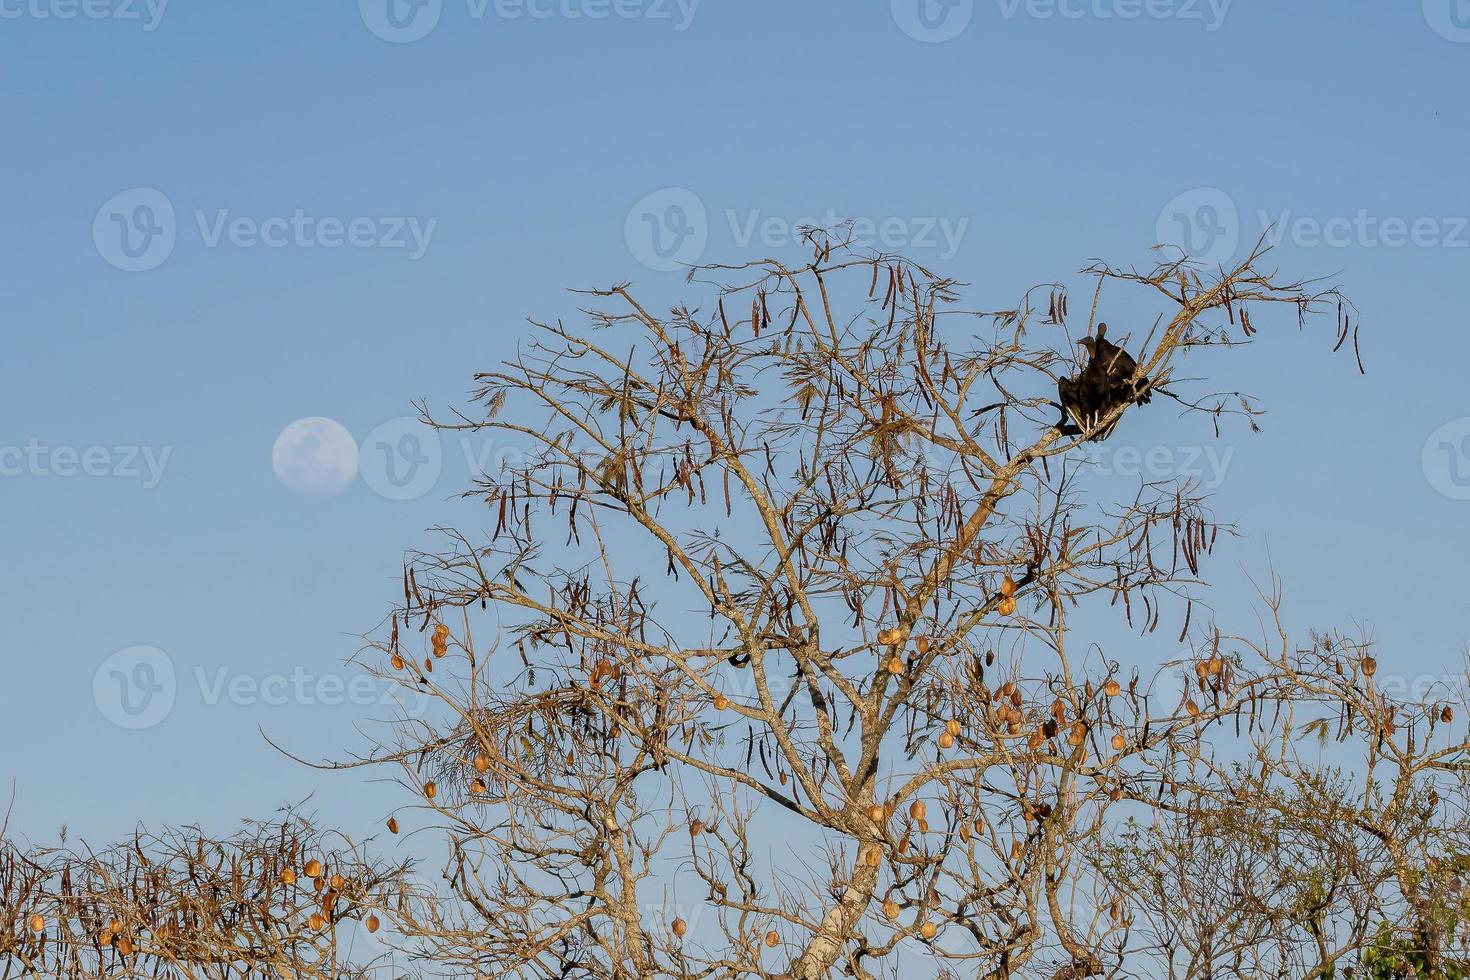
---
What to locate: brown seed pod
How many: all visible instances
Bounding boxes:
[713,695,731,710]
[1103,679,1121,697]
[365,914,380,934]
[945,719,962,737]
[909,800,927,821]
[915,635,931,654]
[1000,575,1017,597]
[998,597,1017,617]
[423,780,438,800]
[765,930,779,948]
[386,817,399,834]
[883,899,901,920]
[938,732,955,749]
[1362,656,1377,677]
[671,917,688,938]
[473,754,490,773]
[304,859,323,879]
[1111,733,1126,751]
[1442,705,1454,724]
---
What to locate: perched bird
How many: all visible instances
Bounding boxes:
[1078,323,1150,405]
[1054,323,1151,441]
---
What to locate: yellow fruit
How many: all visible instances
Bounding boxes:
[920,921,938,940]
[713,695,730,711]
[938,732,955,749]
[998,597,1017,617]
[1111,734,1126,750]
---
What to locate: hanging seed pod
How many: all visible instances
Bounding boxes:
[1362,657,1377,678]
[390,654,405,671]
[309,912,327,930]
[473,754,490,774]
[920,921,938,940]
[1442,705,1454,724]
[1000,575,1017,597]
[945,719,962,737]
[1028,730,1045,750]
[713,695,731,710]
[765,930,779,948]
[865,846,883,868]
[1103,679,1121,697]
[1111,734,1126,751]
[883,899,901,920]
[470,778,487,795]
[28,914,45,934]
[281,867,297,885]
[671,917,688,938]
[867,805,886,823]
[330,873,345,890]
[690,818,705,836]
[386,817,399,834]
[1186,701,1201,719]
[423,780,438,800]
[304,859,323,879]
[998,597,1017,617]
[915,635,931,654]
[365,914,380,934]
[938,732,955,749]
[909,800,927,821]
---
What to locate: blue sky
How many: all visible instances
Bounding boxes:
[2,0,1469,850]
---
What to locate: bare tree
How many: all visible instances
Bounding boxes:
[332,230,1438,979]
[13,231,1469,979]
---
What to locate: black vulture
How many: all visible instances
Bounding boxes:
[1054,323,1151,442]
[1078,322,1151,406]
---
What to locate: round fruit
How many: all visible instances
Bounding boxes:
[713,695,730,711]
[29,914,45,933]
[998,597,1017,617]
[886,657,905,675]
[304,859,323,879]
[365,914,380,934]
[1103,679,1121,697]
[1362,656,1377,677]
[671,917,688,938]
[473,754,490,773]
[938,732,955,749]
[1111,734,1126,750]
[424,780,438,800]
[470,778,487,795]
[281,867,297,885]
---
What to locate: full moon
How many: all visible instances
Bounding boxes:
[272,417,359,497]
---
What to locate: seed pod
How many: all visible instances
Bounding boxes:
[672,917,687,938]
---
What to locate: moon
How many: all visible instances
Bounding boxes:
[272,417,359,497]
